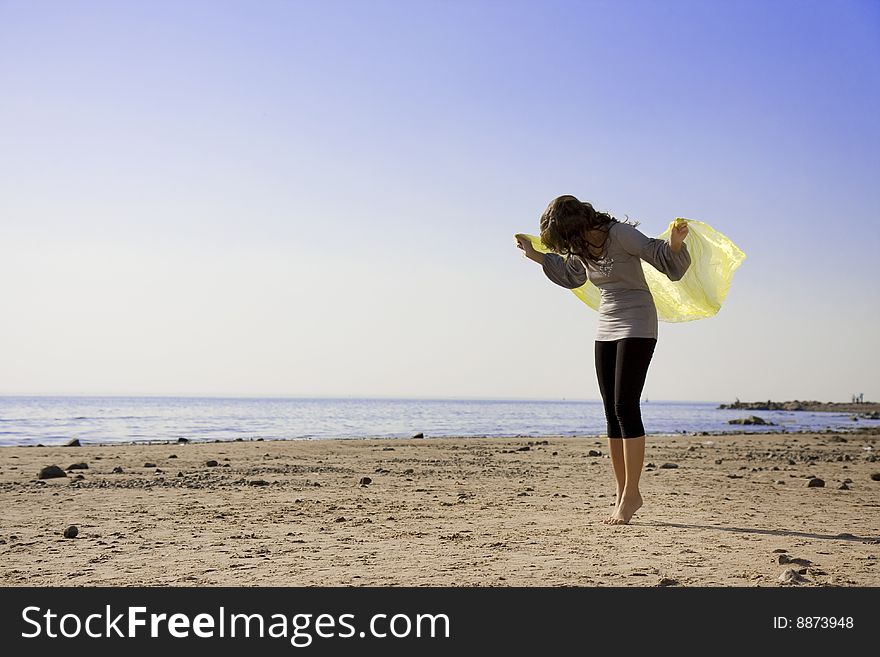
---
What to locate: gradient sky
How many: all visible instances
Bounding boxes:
[1,0,878,402]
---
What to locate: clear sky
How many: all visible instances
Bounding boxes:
[1,0,878,402]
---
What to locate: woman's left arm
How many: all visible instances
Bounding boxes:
[614,222,692,281]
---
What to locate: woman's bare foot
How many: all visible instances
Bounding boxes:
[602,490,622,524]
[608,493,643,525]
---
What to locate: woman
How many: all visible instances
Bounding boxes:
[515,195,691,525]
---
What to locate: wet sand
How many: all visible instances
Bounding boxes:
[1,429,878,586]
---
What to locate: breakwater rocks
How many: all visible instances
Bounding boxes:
[719,400,880,418]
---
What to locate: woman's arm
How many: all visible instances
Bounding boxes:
[515,234,587,289]
[613,222,691,281]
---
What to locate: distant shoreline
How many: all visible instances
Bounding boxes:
[719,400,880,415]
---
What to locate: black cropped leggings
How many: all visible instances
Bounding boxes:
[594,337,657,439]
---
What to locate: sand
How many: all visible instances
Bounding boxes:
[1,429,878,587]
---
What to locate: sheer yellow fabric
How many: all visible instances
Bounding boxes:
[518,218,745,322]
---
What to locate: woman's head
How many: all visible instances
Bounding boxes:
[539,195,634,262]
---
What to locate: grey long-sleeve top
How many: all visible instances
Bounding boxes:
[541,220,691,341]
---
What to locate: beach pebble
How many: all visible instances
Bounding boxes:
[871,473,880,481]
[838,482,850,490]
[143,462,156,468]
[63,525,78,539]
[112,466,124,474]
[807,478,825,488]
[206,460,219,467]
[177,437,189,444]
[38,465,67,479]
[660,463,679,469]
[403,468,414,474]
[588,449,601,457]
[517,445,530,451]
[168,455,177,459]
[359,477,372,486]
[66,463,88,471]
[65,438,81,447]
[657,577,679,587]
[334,516,346,522]
[778,569,807,584]
[412,433,424,439]
[248,479,270,486]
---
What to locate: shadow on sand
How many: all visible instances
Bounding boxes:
[645,521,878,543]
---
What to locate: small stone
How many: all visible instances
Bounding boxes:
[778,554,792,564]
[778,569,807,584]
[111,466,124,474]
[335,516,346,522]
[65,438,81,447]
[38,465,67,479]
[871,473,880,481]
[772,549,788,553]
[359,477,372,486]
[248,480,270,486]
[657,577,679,587]
[63,525,78,539]
[206,460,219,467]
[143,462,156,468]
[807,478,825,488]
[552,451,558,456]
[517,445,530,451]
[168,455,178,459]
[838,482,850,490]
[177,437,189,444]
[402,468,414,474]
[660,463,679,469]
[588,449,601,457]
[66,463,88,471]
[412,432,424,439]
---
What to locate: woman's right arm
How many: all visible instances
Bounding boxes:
[515,234,587,289]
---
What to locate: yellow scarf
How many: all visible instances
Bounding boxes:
[517,218,746,322]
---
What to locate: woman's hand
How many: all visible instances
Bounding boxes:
[670,221,689,252]
[515,234,544,264]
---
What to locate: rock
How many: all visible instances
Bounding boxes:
[657,577,679,587]
[206,460,219,467]
[807,478,825,488]
[772,549,788,553]
[334,516,346,522]
[660,463,679,469]
[838,482,850,490]
[66,463,88,471]
[645,463,656,468]
[517,445,530,451]
[728,415,773,426]
[111,466,124,474]
[143,462,156,468]
[778,569,807,584]
[588,449,601,457]
[248,480,270,486]
[168,454,177,459]
[63,525,78,539]
[871,473,880,481]
[65,438,81,447]
[38,465,67,479]
[359,476,372,486]
[412,433,424,439]
[177,437,189,444]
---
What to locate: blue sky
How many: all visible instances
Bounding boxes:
[1,0,878,401]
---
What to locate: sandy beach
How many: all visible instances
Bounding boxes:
[1,429,878,587]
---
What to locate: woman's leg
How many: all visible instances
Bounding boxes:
[609,337,657,525]
[594,340,625,522]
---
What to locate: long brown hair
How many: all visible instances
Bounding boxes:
[539,195,639,265]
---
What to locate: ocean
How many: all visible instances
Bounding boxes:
[0,396,876,447]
